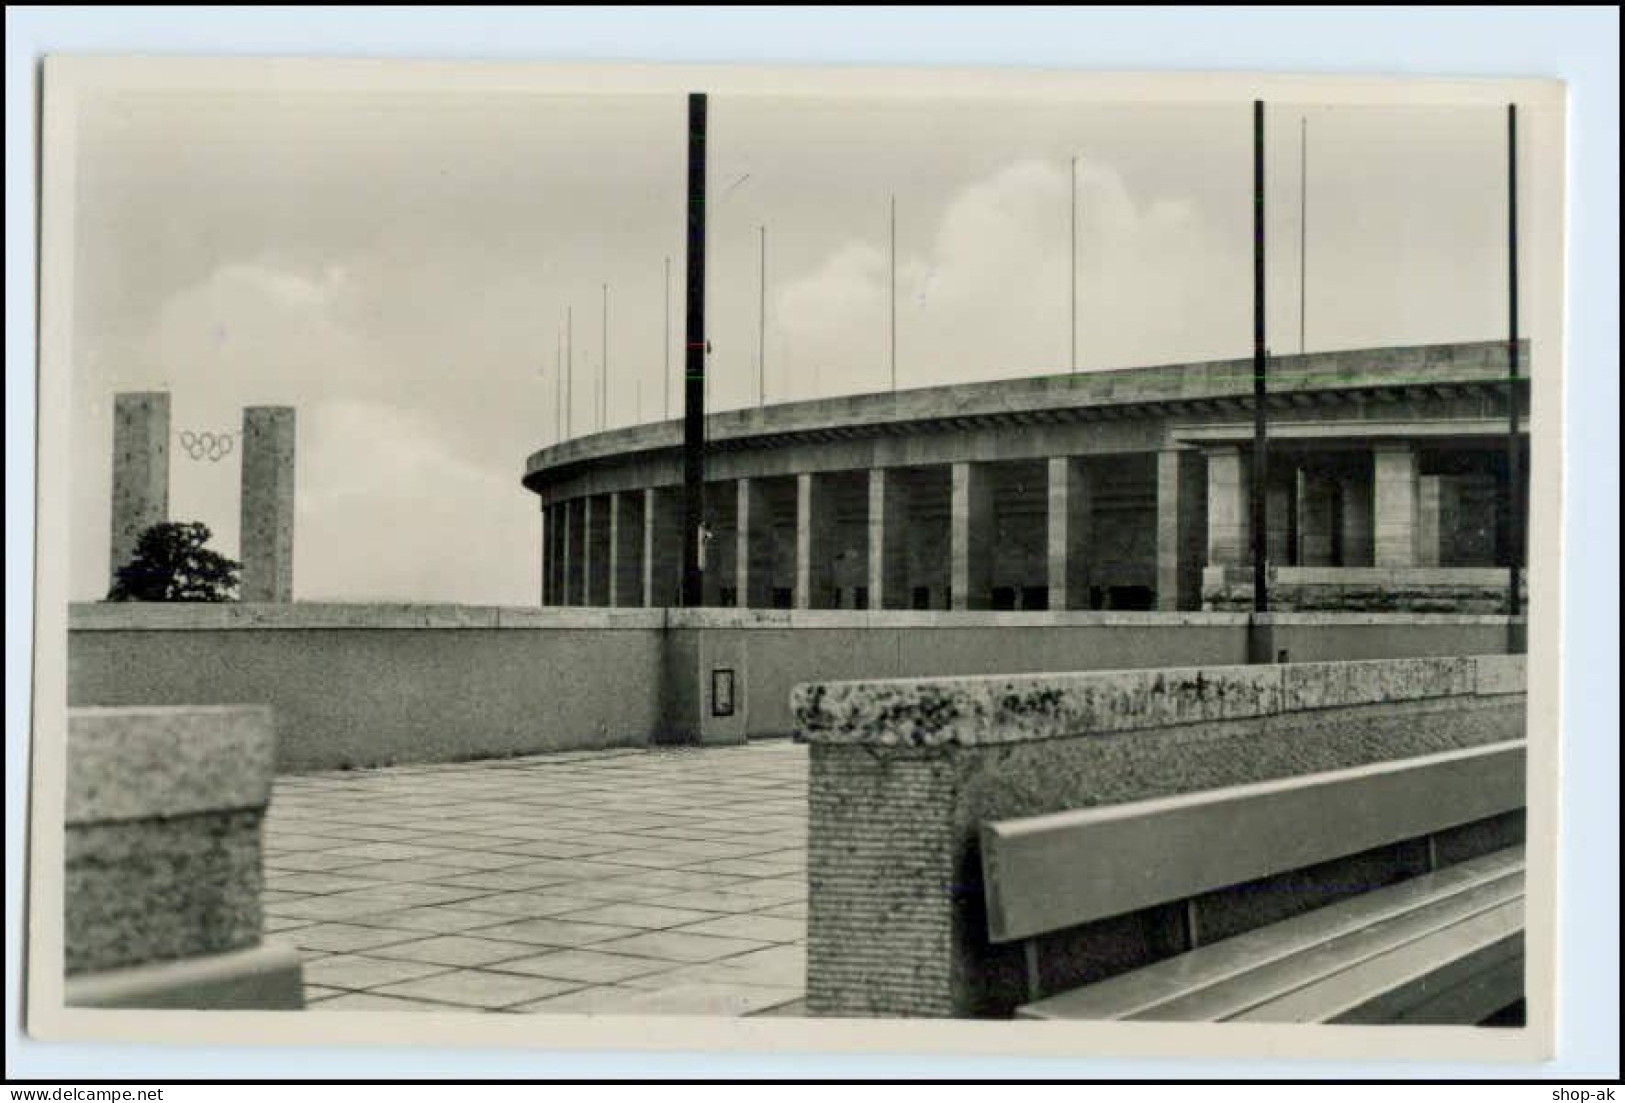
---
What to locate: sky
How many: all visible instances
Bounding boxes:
[66,86,1529,605]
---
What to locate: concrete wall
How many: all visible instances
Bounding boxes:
[794,655,1527,1018]
[69,604,668,773]
[69,603,1527,768]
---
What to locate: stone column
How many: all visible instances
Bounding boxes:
[564,499,583,605]
[541,505,552,605]
[1156,449,1206,611]
[109,392,171,589]
[1266,474,1295,568]
[585,496,613,605]
[1204,446,1252,569]
[1374,443,1420,568]
[609,492,645,607]
[239,407,296,602]
[868,468,912,610]
[737,479,774,609]
[1416,475,1446,568]
[795,472,838,609]
[1046,457,1093,611]
[950,461,994,610]
[645,487,683,608]
[1296,466,1338,568]
[1338,466,1375,567]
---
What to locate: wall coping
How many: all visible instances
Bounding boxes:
[67,602,1526,632]
[67,602,669,631]
[67,705,274,824]
[793,654,1524,749]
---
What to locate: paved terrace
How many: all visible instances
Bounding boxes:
[262,741,808,1015]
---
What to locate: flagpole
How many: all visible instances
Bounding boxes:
[1299,116,1308,356]
[664,256,672,419]
[1071,155,1078,373]
[1252,99,1269,618]
[889,194,897,392]
[601,283,609,430]
[758,225,767,408]
[566,305,573,440]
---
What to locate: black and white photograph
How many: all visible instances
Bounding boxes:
[20,45,1585,1071]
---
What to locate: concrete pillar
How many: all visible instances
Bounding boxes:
[1156,449,1206,611]
[868,468,912,610]
[1047,457,1093,611]
[1296,466,1338,568]
[585,496,612,605]
[1374,443,1420,568]
[1266,475,1294,567]
[736,479,775,609]
[645,487,683,608]
[950,461,994,610]
[239,407,296,602]
[795,473,838,609]
[1205,446,1251,569]
[609,491,644,607]
[564,499,584,605]
[542,505,555,605]
[1338,467,1375,567]
[1416,475,1446,568]
[109,392,171,589]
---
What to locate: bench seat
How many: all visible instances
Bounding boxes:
[1018,845,1524,1023]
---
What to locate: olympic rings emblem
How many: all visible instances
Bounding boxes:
[178,430,236,462]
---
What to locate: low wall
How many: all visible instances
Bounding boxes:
[68,604,668,772]
[793,654,1528,1018]
[68,603,1526,769]
[65,705,302,1009]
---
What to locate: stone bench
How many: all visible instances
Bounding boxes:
[793,654,1526,1018]
[984,741,1525,1022]
[65,705,303,1009]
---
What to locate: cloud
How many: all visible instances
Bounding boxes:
[769,159,1247,393]
[296,399,538,604]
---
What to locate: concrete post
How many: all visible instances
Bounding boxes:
[1266,475,1295,568]
[1047,457,1093,611]
[609,491,644,607]
[868,468,912,610]
[585,496,612,605]
[950,461,994,610]
[1296,467,1338,568]
[645,487,683,608]
[109,392,171,590]
[795,473,838,609]
[564,499,582,605]
[1156,449,1206,611]
[239,407,296,603]
[1205,446,1252,569]
[1338,466,1375,568]
[1374,443,1420,568]
[541,504,551,605]
[737,479,775,609]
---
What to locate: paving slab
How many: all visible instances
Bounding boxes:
[266,740,809,1016]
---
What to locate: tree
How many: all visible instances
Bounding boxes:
[107,521,242,602]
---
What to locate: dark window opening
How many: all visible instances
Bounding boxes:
[912,586,931,610]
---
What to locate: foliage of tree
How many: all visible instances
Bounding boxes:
[107,521,242,602]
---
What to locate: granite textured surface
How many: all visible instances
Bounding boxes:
[66,811,264,974]
[799,655,1527,1018]
[65,706,275,979]
[794,656,1503,749]
[67,705,273,823]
